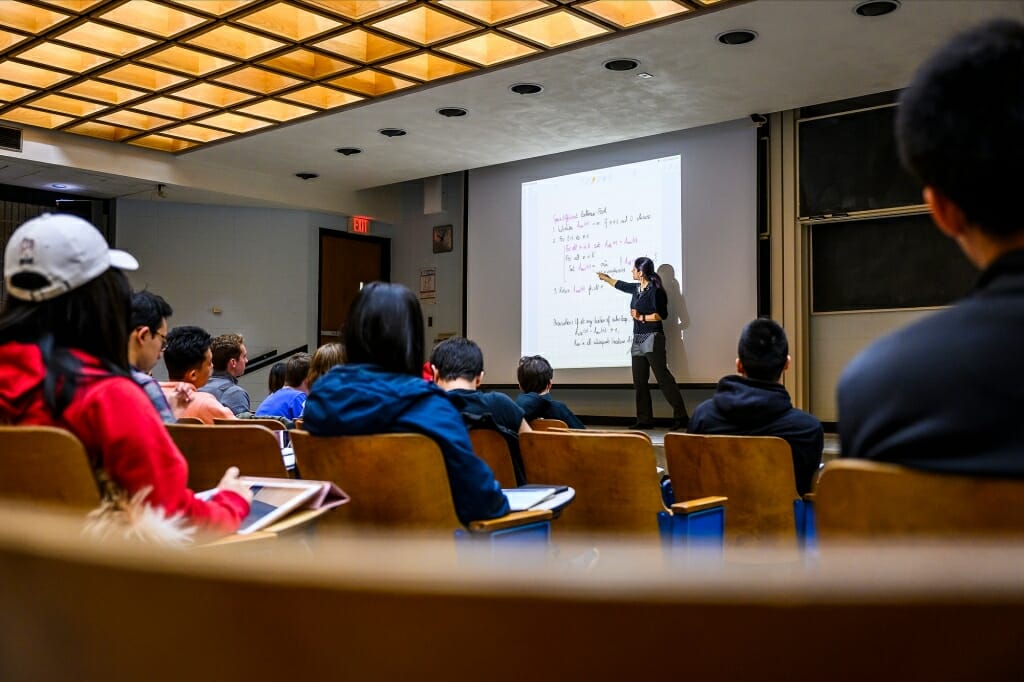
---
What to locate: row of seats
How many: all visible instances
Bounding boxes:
[4,422,1024,545]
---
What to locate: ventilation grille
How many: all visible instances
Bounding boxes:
[0,125,22,152]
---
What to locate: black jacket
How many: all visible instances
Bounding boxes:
[689,375,823,495]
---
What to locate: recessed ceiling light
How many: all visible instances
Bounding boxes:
[637,72,654,79]
[509,82,543,95]
[603,58,640,71]
[336,147,362,155]
[50,183,67,189]
[717,29,758,46]
[854,0,900,16]
[295,172,318,180]
[437,107,467,117]
[379,128,406,137]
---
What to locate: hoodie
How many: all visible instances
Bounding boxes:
[516,392,586,429]
[0,342,248,533]
[689,375,823,495]
[303,363,509,525]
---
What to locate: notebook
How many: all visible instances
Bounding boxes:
[199,477,348,535]
[503,487,565,512]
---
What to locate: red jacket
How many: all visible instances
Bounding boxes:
[0,342,248,534]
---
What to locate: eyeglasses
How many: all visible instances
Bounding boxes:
[154,330,167,351]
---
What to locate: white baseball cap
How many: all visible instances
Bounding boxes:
[4,213,138,302]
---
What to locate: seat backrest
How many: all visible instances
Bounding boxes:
[176,417,203,425]
[520,430,664,537]
[0,426,101,508]
[166,424,288,491]
[815,459,1024,541]
[530,418,568,431]
[214,417,285,431]
[664,433,799,549]
[290,431,461,530]
[468,429,518,488]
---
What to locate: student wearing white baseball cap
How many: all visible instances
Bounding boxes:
[0,213,251,539]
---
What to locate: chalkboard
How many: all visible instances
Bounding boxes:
[811,214,978,312]
[799,106,923,217]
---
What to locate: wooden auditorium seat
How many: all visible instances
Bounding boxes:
[214,417,286,430]
[519,430,724,542]
[166,423,289,491]
[663,433,810,550]
[3,501,1020,680]
[468,429,519,488]
[529,418,569,431]
[814,459,1024,541]
[290,431,551,539]
[0,426,100,508]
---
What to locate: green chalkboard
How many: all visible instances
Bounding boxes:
[811,214,978,312]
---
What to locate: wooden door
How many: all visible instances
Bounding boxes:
[318,229,390,348]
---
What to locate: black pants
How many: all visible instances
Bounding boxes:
[631,333,688,424]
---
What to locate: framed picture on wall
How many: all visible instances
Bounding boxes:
[432,224,453,253]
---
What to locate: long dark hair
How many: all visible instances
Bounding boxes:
[634,256,663,289]
[343,282,424,376]
[0,268,132,416]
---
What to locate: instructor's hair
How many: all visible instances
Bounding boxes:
[430,337,483,382]
[634,257,663,289]
[897,19,1024,237]
[737,318,788,382]
[344,282,423,376]
[517,355,553,394]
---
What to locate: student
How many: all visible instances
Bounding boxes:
[267,362,286,395]
[305,343,344,391]
[256,352,310,420]
[127,290,177,423]
[200,333,250,415]
[430,337,531,435]
[161,326,234,424]
[303,283,508,525]
[0,214,250,534]
[838,19,1024,475]
[688,319,823,495]
[515,355,586,429]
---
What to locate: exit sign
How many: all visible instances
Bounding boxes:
[350,215,371,234]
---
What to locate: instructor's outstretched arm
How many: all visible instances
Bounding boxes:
[596,272,616,286]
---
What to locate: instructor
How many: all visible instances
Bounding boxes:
[598,257,689,430]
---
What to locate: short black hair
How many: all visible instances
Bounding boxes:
[268,362,286,393]
[164,325,212,381]
[517,355,553,394]
[897,19,1024,237]
[737,318,788,382]
[343,282,423,376]
[130,290,172,334]
[430,337,483,382]
[284,352,311,387]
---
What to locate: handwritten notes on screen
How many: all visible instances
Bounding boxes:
[521,156,681,369]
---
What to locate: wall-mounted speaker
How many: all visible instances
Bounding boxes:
[0,125,23,152]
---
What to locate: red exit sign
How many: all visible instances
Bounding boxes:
[350,215,371,233]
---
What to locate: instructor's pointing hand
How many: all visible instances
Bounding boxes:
[597,272,611,285]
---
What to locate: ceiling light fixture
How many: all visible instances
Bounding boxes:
[336,147,362,155]
[637,72,654,80]
[509,83,543,95]
[854,0,901,17]
[295,172,319,180]
[437,107,468,117]
[603,58,640,71]
[717,29,758,46]
[50,183,67,189]
[379,128,406,137]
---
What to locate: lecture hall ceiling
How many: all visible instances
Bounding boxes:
[0,0,735,153]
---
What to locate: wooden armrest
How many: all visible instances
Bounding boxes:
[671,496,727,514]
[802,492,815,503]
[467,509,553,532]
[262,507,332,534]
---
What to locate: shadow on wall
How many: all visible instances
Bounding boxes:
[659,263,690,378]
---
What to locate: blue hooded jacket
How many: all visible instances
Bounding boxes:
[302,363,509,525]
